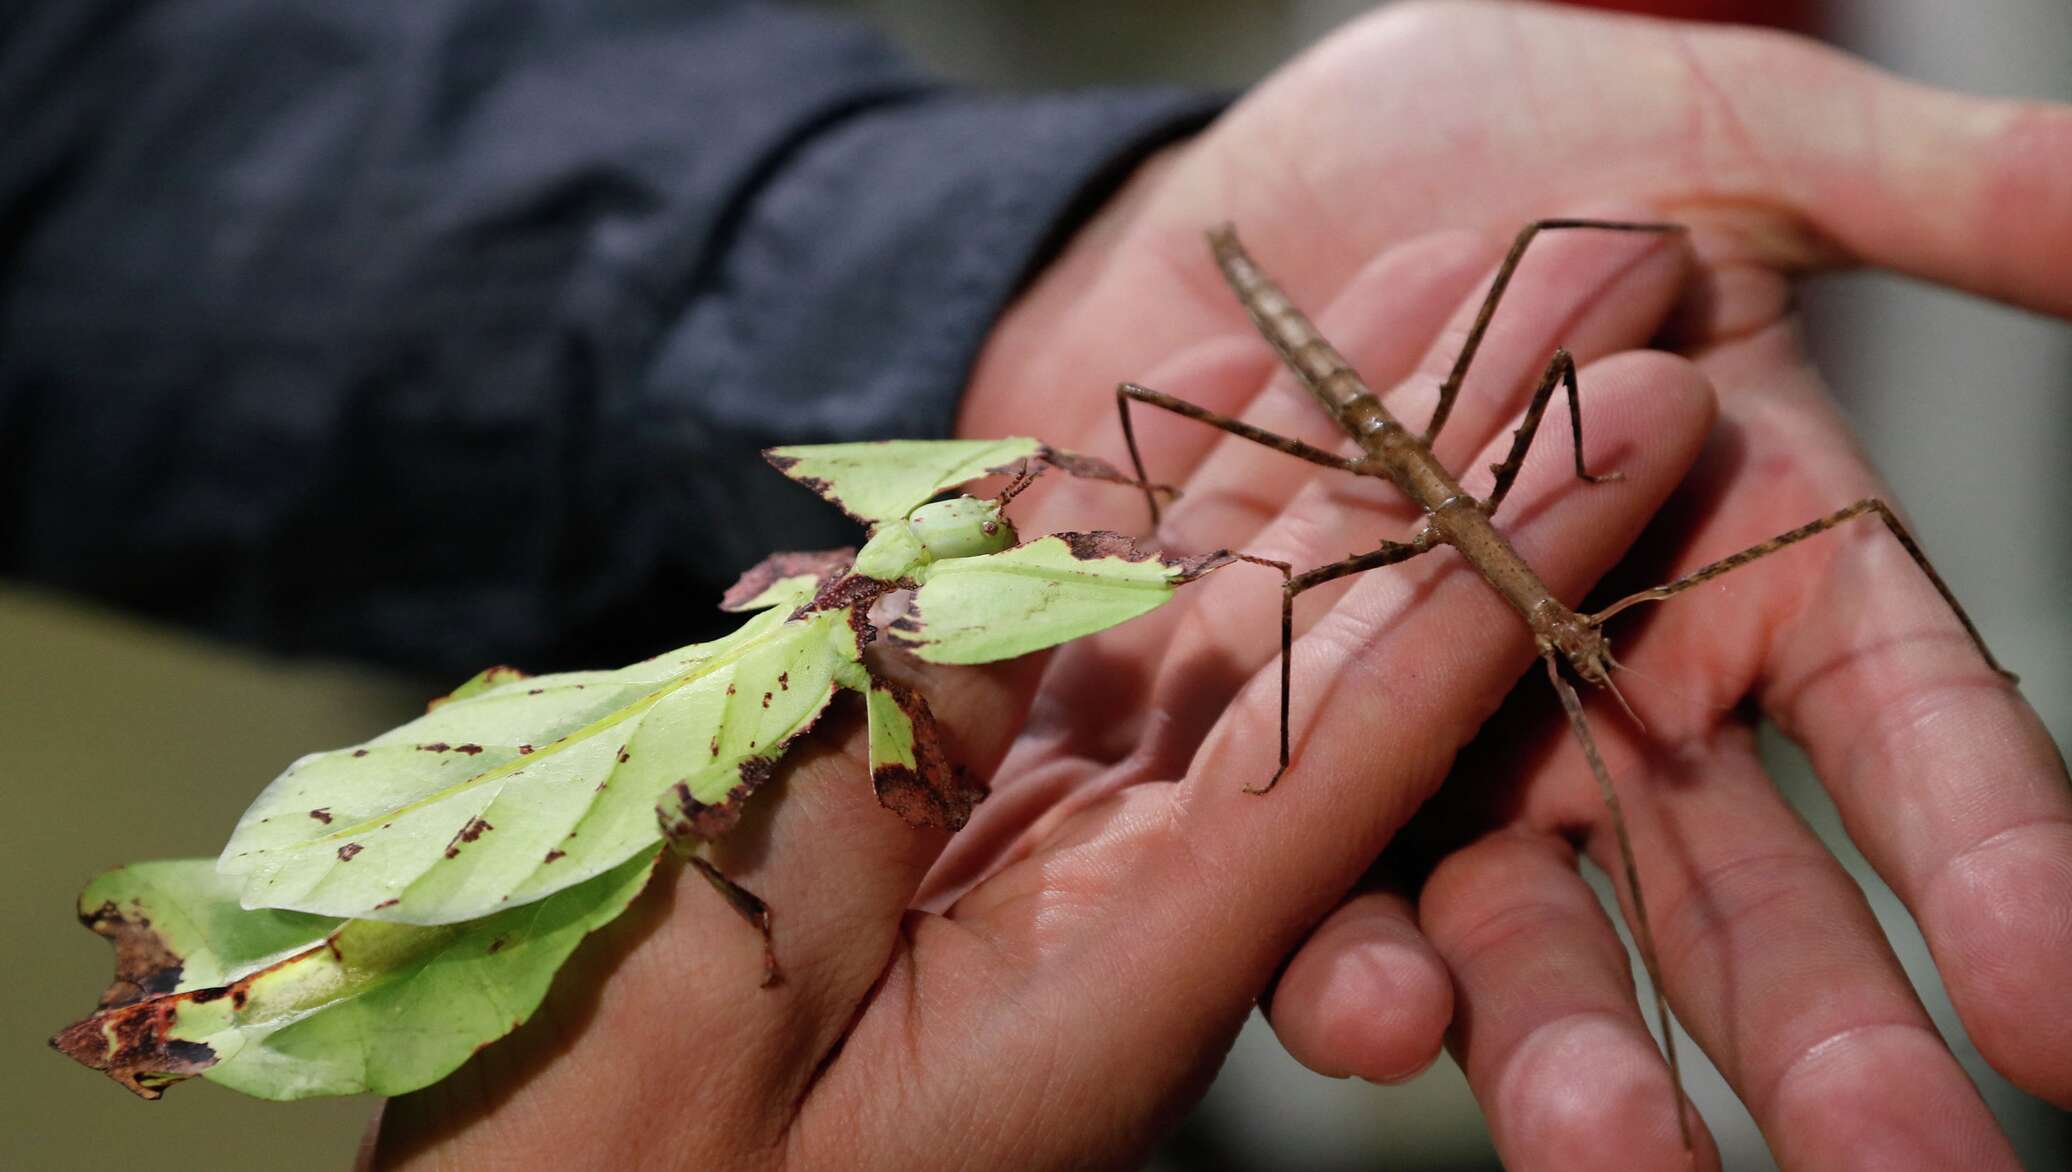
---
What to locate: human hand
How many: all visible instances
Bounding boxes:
[366,3,2071,1168]
[365,215,1721,1167]
[953,2,2071,1168]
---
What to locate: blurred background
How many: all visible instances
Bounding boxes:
[6,1,2067,1167]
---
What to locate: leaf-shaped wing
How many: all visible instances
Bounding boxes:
[220,605,865,924]
[764,438,1044,525]
[719,548,855,612]
[52,851,656,1100]
[891,532,1233,665]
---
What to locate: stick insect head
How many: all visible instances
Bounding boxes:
[1540,604,1646,728]
[1539,603,1617,689]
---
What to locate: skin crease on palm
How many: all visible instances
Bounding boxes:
[367,5,2072,1170]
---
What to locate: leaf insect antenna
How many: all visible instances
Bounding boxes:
[1235,552,1297,796]
[994,458,1042,508]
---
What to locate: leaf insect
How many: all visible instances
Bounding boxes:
[55,437,1284,1101]
[1112,222,2015,1163]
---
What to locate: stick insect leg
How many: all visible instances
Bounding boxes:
[1589,498,2015,680]
[1480,347,1623,517]
[1543,654,1696,1160]
[1116,381,1364,526]
[686,856,781,987]
[1246,538,1434,794]
[1425,219,1686,447]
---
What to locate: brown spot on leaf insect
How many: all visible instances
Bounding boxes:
[867,677,987,831]
[78,900,183,1009]
[443,817,493,859]
[658,757,776,845]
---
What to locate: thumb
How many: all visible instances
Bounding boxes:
[1192,2,2072,315]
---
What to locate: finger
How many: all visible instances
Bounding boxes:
[1618,324,2072,1107]
[1644,18,2072,315]
[1013,231,1490,771]
[872,351,1712,1171]
[1142,228,1491,554]
[1075,351,1715,992]
[937,230,1498,829]
[1009,228,1495,548]
[1515,710,2023,1171]
[1419,829,1717,1172]
[1134,336,1694,797]
[1154,209,1691,557]
[1264,882,1453,1085]
[1103,223,1689,784]
[1209,3,2072,318]
[1179,347,1711,823]
[1407,211,1691,481]
[957,341,1690,887]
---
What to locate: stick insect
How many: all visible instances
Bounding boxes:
[1114,220,2014,1162]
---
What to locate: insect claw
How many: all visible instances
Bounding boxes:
[1244,765,1288,796]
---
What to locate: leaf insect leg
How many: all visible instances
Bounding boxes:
[1588,497,2016,681]
[685,856,781,988]
[1424,219,1687,447]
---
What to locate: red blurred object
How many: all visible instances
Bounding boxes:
[1557,0,1822,34]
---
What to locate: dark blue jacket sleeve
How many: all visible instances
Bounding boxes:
[0,0,1219,673]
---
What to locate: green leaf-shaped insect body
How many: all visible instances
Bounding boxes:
[60,437,1266,1100]
[210,438,1213,932]
[215,593,870,926]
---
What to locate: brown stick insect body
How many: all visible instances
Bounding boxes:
[1115,220,2014,1162]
